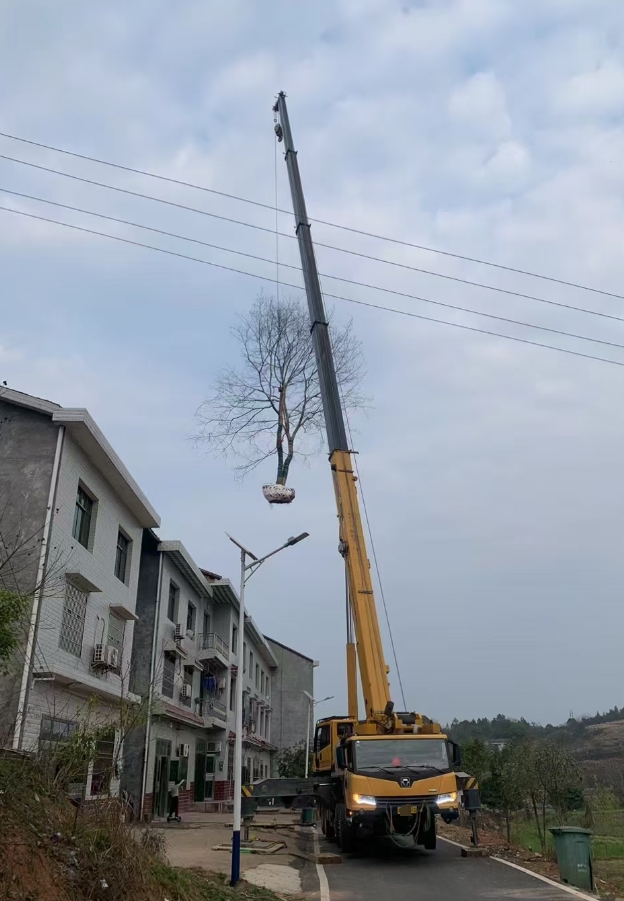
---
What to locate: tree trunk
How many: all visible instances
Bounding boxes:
[505,810,511,845]
[530,793,545,853]
[541,799,547,852]
[275,388,285,483]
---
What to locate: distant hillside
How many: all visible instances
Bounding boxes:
[446,708,624,788]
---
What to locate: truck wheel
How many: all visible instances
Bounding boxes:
[419,813,436,851]
[336,803,355,853]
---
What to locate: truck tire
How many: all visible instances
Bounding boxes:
[419,813,436,851]
[336,803,355,853]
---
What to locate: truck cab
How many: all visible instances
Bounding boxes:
[315,717,461,851]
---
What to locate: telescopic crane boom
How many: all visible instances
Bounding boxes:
[273,91,394,729]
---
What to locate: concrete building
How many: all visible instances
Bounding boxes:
[265,637,316,768]
[202,571,279,801]
[0,388,160,802]
[1,387,316,815]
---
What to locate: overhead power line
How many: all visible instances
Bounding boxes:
[0,131,622,302]
[2,202,624,371]
[4,185,624,354]
[1,152,623,328]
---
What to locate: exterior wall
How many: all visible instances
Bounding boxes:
[0,400,59,745]
[21,681,122,800]
[37,430,144,690]
[265,637,314,765]
[124,541,230,818]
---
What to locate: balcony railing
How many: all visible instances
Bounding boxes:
[201,697,227,722]
[197,632,229,659]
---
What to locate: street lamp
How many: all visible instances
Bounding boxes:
[303,691,334,778]
[228,531,309,886]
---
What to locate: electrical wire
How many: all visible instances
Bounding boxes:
[1,129,622,302]
[2,152,623,326]
[3,202,624,370]
[4,186,624,354]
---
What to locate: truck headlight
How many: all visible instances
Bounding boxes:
[352,794,377,808]
[436,792,457,806]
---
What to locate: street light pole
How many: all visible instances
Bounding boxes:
[229,531,309,886]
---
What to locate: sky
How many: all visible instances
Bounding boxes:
[1,0,624,727]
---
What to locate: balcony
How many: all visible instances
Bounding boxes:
[201,697,228,726]
[196,632,229,668]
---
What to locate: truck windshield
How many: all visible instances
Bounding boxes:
[353,739,450,771]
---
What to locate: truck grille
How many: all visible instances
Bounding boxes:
[374,796,436,809]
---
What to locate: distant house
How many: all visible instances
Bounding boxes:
[488,739,508,751]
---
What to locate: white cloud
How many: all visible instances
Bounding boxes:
[449,71,511,138]
[556,60,624,116]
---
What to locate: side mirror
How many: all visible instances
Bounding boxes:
[448,740,462,768]
[335,746,347,770]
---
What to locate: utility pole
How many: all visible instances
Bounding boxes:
[228,531,309,886]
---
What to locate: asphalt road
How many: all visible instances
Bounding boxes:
[320,837,588,901]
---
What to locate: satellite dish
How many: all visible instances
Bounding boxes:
[262,484,295,505]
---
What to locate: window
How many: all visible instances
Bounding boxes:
[230,676,236,711]
[232,624,238,655]
[255,663,259,689]
[39,715,78,753]
[261,671,265,694]
[59,580,88,657]
[114,530,130,582]
[260,710,264,737]
[186,602,196,633]
[162,653,175,698]
[107,613,125,667]
[265,675,270,699]
[249,650,253,677]
[243,642,247,672]
[167,581,178,622]
[90,730,115,796]
[203,611,210,637]
[72,485,94,549]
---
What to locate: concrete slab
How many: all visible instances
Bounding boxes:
[243,864,302,896]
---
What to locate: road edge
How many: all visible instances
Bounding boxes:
[438,837,596,900]
[313,828,330,901]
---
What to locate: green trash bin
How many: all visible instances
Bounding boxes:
[300,807,315,826]
[549,827,593,891]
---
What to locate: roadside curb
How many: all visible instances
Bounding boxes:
[439,837,598,900]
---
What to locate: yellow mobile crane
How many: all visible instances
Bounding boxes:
[253,93,479,852]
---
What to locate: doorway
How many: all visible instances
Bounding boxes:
[204,754,216,799]
[153,739,171,818]
[194,740,207,802]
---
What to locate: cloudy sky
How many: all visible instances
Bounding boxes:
[2,0,624,726]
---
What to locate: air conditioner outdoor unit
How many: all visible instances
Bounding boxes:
[217,678,226,692]
[174,624,184,641]
[93,644,105,666]
[186,628,195,640]
[105,645,119,668]
[181,683,192,699]
[178,743,190,758]
[207,742,222,754]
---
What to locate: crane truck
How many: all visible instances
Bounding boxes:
[247,93,479,853]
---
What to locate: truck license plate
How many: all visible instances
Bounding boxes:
[397,805,419,816]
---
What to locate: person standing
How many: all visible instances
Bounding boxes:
[167,777,185,822]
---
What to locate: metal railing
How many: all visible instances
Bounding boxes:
[197,632,229,658]
[203,697,228,722]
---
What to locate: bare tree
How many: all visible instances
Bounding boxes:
[195,293,367,484]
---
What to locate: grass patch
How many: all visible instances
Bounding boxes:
[0,757,282,901]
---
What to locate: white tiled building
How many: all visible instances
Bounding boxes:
[0,389,159,800]
[0,388,313,815]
